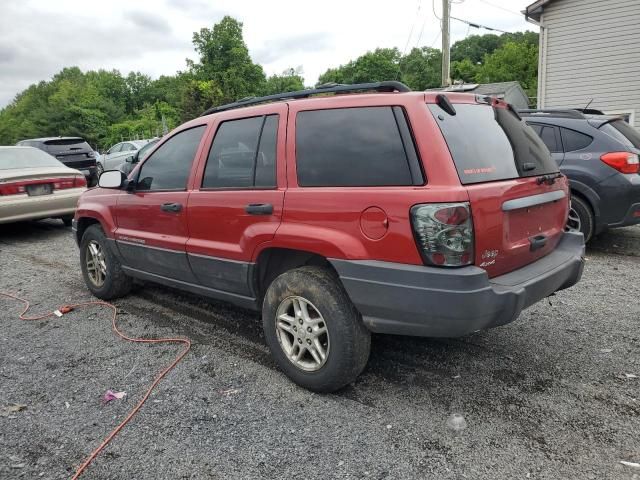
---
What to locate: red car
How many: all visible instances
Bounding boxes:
[73,82,585,392]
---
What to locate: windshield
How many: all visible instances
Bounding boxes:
[0,148,63,169]
[428,103,559,185]
[600,120,640,150]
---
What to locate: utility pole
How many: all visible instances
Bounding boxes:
[441,0,451,87]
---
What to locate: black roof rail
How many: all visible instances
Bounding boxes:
[518,108,586,119]
[201,81,411,116]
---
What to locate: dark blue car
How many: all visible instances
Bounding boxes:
[521,109,640,241]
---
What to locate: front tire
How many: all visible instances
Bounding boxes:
[80,224,132,300]
[61,215,73,227]
[262,266,371,392]
[566,195,594,242]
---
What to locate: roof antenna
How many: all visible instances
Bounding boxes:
[583,98,594,110]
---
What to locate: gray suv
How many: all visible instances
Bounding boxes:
[520,109,640,241]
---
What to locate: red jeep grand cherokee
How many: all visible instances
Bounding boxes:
[73,82,585,392]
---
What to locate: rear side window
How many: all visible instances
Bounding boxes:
[295,107,421,187]
[600,120,640,149]
[136,125,205,191]
[560,128,593,152]
[44,138,91,154]
[428,103,558,185]
[202,114,278,189]
[528,123,560,153]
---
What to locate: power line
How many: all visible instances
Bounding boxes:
[450,15,510,33]
[432,0,441,21]
[403,1,422,54]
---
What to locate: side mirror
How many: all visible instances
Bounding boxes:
[125,155,135,163]
[98,170,126,189]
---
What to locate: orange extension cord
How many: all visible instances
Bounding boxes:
[0,292,192,479]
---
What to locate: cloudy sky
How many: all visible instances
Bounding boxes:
[0,0,538,107]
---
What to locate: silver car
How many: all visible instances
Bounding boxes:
[97,140,149,176]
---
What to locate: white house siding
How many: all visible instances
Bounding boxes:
[538,0,640,128]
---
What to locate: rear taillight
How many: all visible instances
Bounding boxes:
[74,176,87,188]
[410,203,474,267]
[0,183,26,195]
[53,179,75,189]
[53,176,86,189]
[600,152,639,174]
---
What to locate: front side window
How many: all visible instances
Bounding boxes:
[295,107,418,187]
[202,114,278,189]
[109,144,122,154]
[136,125,206,191]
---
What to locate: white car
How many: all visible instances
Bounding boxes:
[97,140,149,176]
[0,146,87,225]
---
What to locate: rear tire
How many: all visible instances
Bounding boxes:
[61,216,73,227]
[262,266,371,392]
[80,224,132,300]
[567,195,594,242]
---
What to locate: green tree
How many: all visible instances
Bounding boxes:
[189,16,266,106]
[451,58,479,83]
[475,40,538,96]
[317,48,401,85]
[262,69,305,95]
[451,34,502,64]
[399,47,441,90]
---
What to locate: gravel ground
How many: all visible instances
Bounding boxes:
[0,221,639,480]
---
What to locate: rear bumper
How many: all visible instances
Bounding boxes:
[607,202,640,229]
[0,189,83,224]
[330,231,585,338]
[598,173,640,230]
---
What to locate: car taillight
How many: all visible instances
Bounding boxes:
[53,178,75,189]
[600,152,639,174]
[0,183,26,195]
[410,203,474,267]
[74,175,87,188]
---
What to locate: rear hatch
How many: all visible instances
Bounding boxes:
[596,117,640,158]
[44,138,96,169]
[428,97,570,278]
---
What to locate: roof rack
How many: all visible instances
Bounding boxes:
[201,81,411,116]
[518,108,586,119]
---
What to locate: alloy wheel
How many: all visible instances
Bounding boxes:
[566,206,582,233]
[275,296,330,372]
[86,240,107,287]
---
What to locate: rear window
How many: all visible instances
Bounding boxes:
[600,120,640,150]
[295,106,421,187]
[428,103,558,185]
[0,148,63,169]
[44,138,91,154]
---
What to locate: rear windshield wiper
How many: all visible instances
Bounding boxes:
[536,172,564,185]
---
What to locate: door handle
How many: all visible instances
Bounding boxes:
[529,234,547,251]
[161,202,182,213]
[245,203,273,215]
